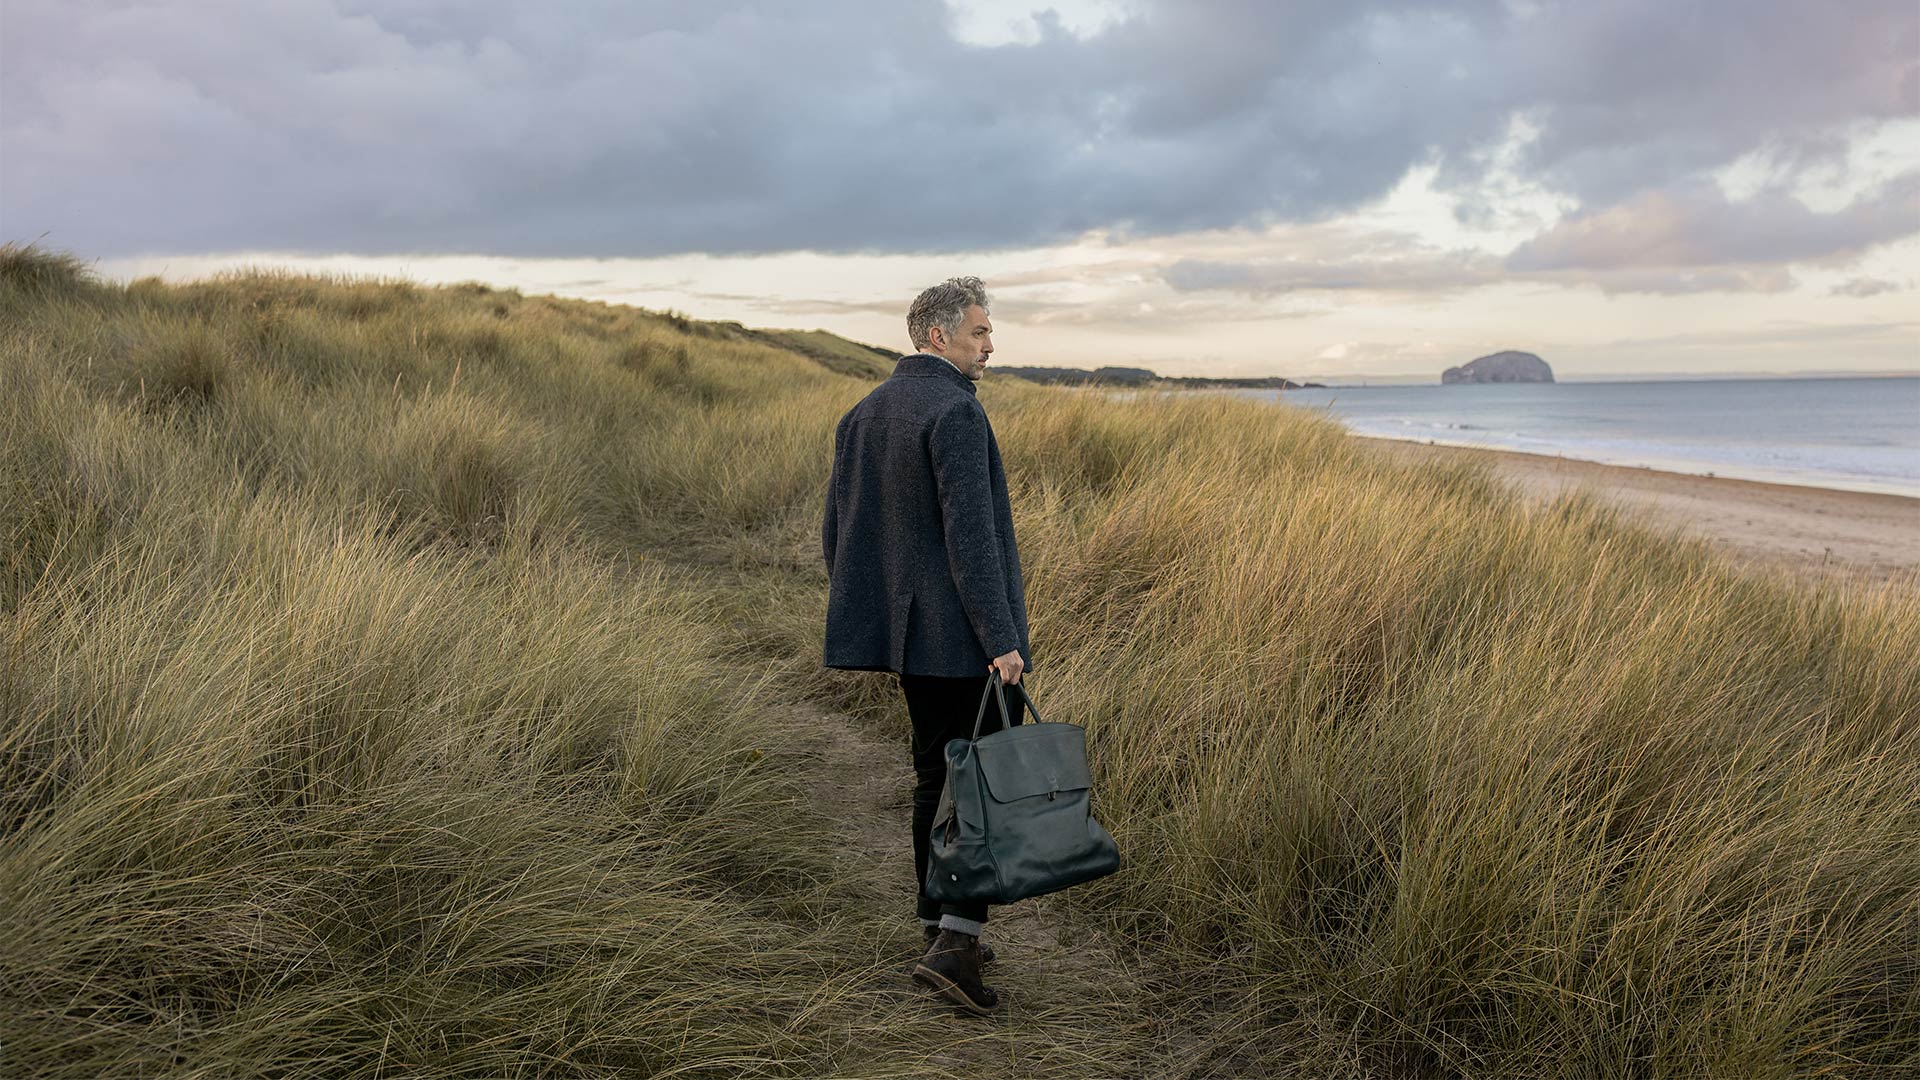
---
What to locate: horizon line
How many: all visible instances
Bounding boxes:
[988,366,1920,383]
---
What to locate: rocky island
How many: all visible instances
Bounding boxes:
[1441,351,1554,385]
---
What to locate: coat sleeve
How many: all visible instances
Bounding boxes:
[823,415,843,571]
[927,400,1021,660]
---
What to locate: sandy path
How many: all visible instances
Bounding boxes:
[673,547,1268,1075]
[1356,436,1920,589]
[765,695,1247,1078]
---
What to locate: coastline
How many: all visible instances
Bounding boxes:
[1339,430,1920,499]
[1356,435,1920,588]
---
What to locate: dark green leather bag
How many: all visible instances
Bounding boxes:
[925,673,1121,905]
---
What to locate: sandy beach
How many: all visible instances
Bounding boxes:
[1358,436,1920,589]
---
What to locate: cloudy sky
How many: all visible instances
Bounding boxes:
[5,0,1917,381]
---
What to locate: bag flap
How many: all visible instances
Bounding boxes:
[974,723,1093,803]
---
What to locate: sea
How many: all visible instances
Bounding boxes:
[1233,375,1920,498]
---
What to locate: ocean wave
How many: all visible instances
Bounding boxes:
[1389,418,1482,432]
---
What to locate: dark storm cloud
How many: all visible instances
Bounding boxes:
[3,0,1914,259]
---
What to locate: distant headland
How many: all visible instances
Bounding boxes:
[990,365,1326,389]
[1441,351,1555,385]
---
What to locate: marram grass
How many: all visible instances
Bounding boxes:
[3,242,1916,1078]
[1,245,904,1078]
[981,385,1917,1075]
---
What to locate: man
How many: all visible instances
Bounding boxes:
[821,276,1033,1016]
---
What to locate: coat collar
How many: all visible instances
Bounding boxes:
[893,352,978,396]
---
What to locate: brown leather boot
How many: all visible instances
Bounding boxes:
[923,924,995,967]
[911,929,1001,1015]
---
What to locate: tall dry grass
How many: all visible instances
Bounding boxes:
[5,241,1916,1077]
[0,245,899,1077]
[994,388,1920,1076]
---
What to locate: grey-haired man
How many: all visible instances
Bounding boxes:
[821,276,1033,1015]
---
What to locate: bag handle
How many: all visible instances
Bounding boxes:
[971,669,1045,739]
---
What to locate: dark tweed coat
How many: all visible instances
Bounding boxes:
[822,353,1033,677]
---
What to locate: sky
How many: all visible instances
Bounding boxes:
[4,0,1917,382]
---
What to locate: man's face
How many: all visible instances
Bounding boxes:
[929,304,994,380]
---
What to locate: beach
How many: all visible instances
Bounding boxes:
[1359,436,1920,589]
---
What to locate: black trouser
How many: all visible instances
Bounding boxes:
[899,672,1030,927]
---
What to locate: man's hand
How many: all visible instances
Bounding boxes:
[990,649,1024,685]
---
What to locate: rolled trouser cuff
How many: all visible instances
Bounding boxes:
[938,914,985,937]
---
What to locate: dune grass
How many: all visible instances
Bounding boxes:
[0,246,891,1077]
[1000,392,1919,1075]
[3,242,1915,1077]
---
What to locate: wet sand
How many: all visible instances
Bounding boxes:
[1358,436,1920,589]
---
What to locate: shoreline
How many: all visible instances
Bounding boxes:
[1356,435,1920,588]
[1345,431,1920,500]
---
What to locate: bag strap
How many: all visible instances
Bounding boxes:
[971,670,1045,739]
